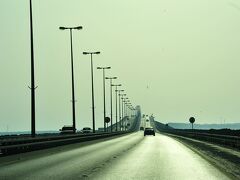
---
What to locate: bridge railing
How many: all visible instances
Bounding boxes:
[0,131,130,155]
[0,111,141,155]
[154,121,240,149]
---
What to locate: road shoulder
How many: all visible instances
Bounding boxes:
[160,132,240,180]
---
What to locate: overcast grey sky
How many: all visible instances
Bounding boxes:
[0,0,240,131]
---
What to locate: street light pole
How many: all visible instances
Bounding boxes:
[126,102,132,129]
[124,101,130,131]
[29,0,36,137]
[83,51,100,133]
[125,102,129,130]
[59,26,82,133]
[117,90,124,131]
[106,77,117,132]
[122,98,124,131]
[121,95,127,131]
[129,105,133,118]
[97,67,111,132]
[128,104,133,129]
[131,107,134,118]
[124,101,128,131]
[112,84,121,131]
[123,97,129,131]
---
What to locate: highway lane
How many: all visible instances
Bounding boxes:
[91,133,230,180]
[0,133,143,180]
[0,132,230,180]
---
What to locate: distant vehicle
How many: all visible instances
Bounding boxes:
[59,126,76,134]
[144,127,155,136]
[146,119,149,122]
[140,127,144,131]
[97,128,105,132]
[82,127,92,133]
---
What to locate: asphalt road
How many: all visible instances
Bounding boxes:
[0,132,231,180]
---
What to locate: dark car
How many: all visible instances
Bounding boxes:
[140,127,144,131]
[59,126,76,134]
[144,127,155,136]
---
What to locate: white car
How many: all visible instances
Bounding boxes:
[59,126,76,134]
[82,127,92,133]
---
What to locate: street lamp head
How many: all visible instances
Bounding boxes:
[116,89,124,93]
[74,26,83,30]
[103,67,111,69]
[59,26,82,30]
[59,26,66,30]
[112,84,121,87]
[106,76,117,80]
[83,51,100,55]
[97,67,102,69]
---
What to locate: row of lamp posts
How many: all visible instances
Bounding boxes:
[28,0,136,137]
[59,27,135,134]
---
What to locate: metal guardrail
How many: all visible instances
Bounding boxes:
[0,113,141,156]
[154,122,240,149]
[1,132,110,145]
[0,131,131,155]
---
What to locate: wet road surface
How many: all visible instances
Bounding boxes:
[0,132,230,180]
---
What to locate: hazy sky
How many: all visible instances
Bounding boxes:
[0,0,240,131]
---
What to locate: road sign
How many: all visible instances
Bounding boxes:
[189,117,195,130]
[105,117,110,123]
[189,117,195,124]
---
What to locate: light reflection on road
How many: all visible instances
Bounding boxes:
[0,132,230,180]
[92,133,230,180]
